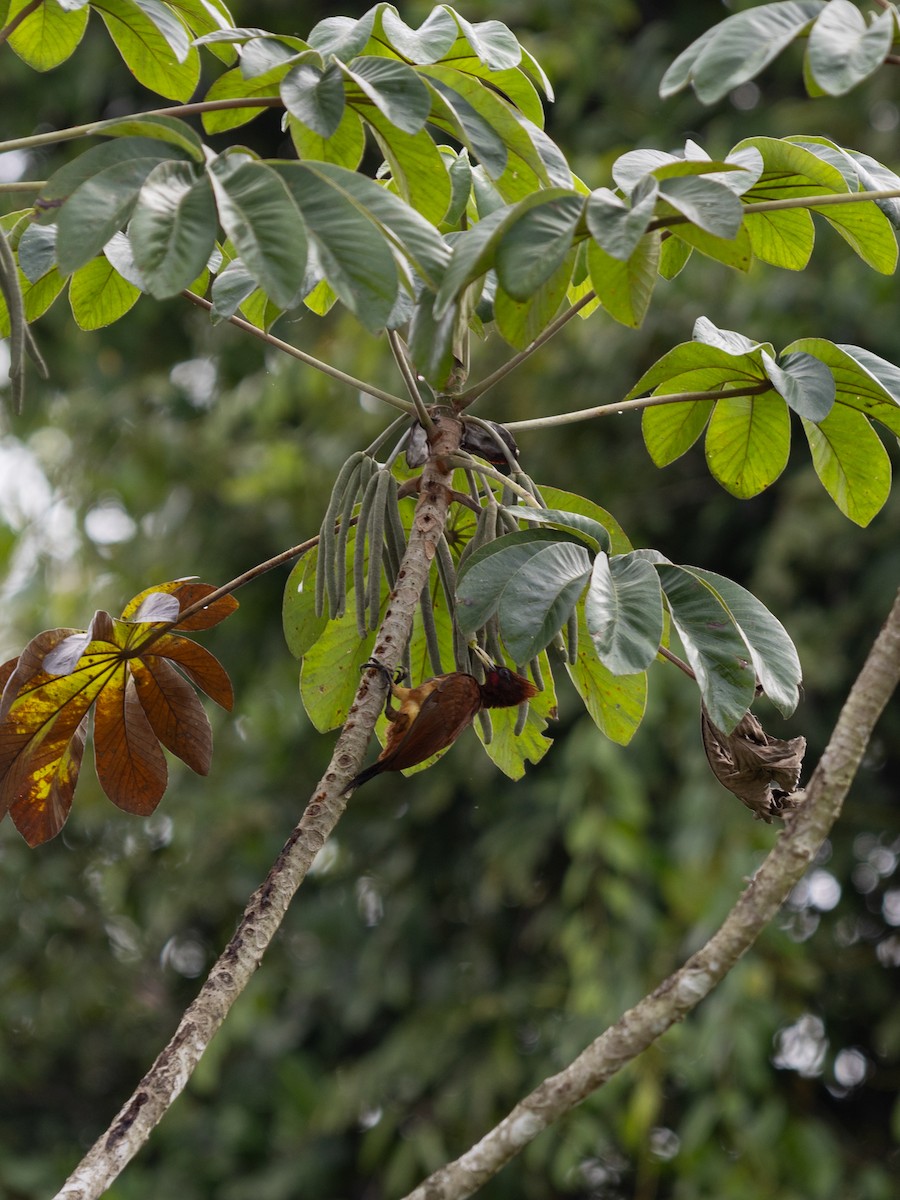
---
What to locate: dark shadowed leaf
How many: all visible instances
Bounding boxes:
[656,563,757,732]
[342,56,432,135]
[762,350,835,421]
[281,61,345,138]
[129,163,217,298]
[208,156,308,307]
[680,567,802,715]
[585,552,664,675]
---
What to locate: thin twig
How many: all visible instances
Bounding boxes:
[648,186,900,231]
[0,0,42,46]
[658,645,695,679]
[459,291,597,407]
[0,180,47,193]
[388,330,435,432]
[181,292,414,414]
[401,587,900,1200]
[0,98,284,155]
[504,382,772,432]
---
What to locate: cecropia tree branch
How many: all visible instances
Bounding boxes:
[401,587,900,1200]
[53,413,464,1200]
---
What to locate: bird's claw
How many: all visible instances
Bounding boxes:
[361,658,405,685]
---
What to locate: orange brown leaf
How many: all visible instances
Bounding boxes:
[0,579,238,844]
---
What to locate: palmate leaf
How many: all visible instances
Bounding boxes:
[0,581,237,846]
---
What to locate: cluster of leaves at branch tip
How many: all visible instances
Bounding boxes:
[283,408,804,800]
[3,0,900,442]
[5,0,900,830]
[0,581,238,846]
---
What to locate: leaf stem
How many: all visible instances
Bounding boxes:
[181,292,415,414]
[0,98,284,155]
[447,454,540,505]
[0,181,47,193]
[648,186,900,231]
[0,0,42,46]
[388,330,435,431]
[459,290,596,407]
[503,382,772,432]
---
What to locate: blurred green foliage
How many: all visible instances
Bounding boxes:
[1,1,899,1198]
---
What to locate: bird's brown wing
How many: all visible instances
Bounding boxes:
[377,674,482,772]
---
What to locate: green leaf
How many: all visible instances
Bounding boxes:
[90,114,205,160]
[740,136,899,274]
[6,0,88,69]
[201,64,282,133]
[300,605,377,733]
[456,530,592,661]
[291,160,450,287]
[763,349,835,421]
[56,158,172,273]
[362,108,453,226]
[503,506,610,553]
[449,57,546,127]
[69,257,140,330]
[281,61,345,137]
[209,258,255,321]
[693,315,771,357]
[93,0,200,101]
[669,219,753,271]
[307,10,375,59]
[538,487,633,554]
[660,1,825,103]
[588,233,660,329]
[495,193,583,301]
[742,206,814,270]
[421,71,510,181]
[627,339,767,404]
[273,162,400,332]
[786,338,900,437]
[682,567,802,715]
[129,164,217,299]
[586,182,658,261]
[167,0,237,64]
[658,235,692,280]
[705,392,790,498]
[434,205,509,318]
[585,552,664,674]
[208,157,308,308]
[342,56,432,134]
[801,405,891,526]
[378,5,458,63]
[566,604,647,745]
[641,399,712,467]
[493,252,574,350]
[17,223,57,283]
[407,289,460,387]
[805,0,894,96]
[658,176,744,238]
[36,138,187,218]
[287,109,365,172]
[452,13,522,71]
[655,563,757,732]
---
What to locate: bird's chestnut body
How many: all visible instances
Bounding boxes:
[345,663,537,791]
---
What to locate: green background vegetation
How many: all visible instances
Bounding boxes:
[1,1,899,1197]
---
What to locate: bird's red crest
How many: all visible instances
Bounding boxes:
[480,666,538,708]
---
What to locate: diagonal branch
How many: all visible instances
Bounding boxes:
[401,586,900,1200]
[53,414,464,1200]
